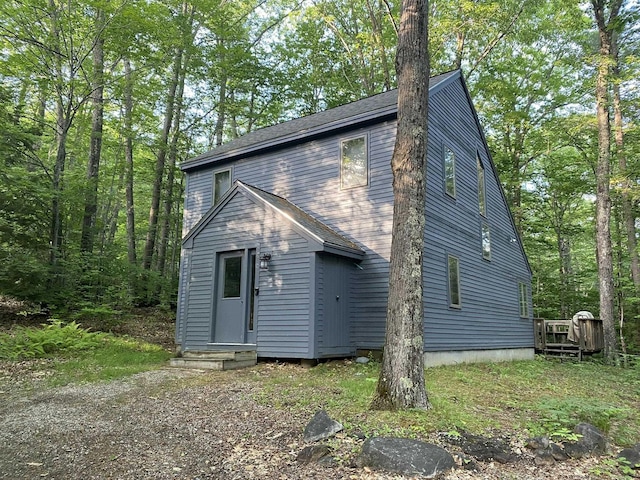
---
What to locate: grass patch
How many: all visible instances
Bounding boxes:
[250,357,640,447]
[49,337,171,386]
[0,319,171,386]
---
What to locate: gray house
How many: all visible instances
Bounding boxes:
[174,70,534,368]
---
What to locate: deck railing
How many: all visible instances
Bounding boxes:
[533,317,604,359]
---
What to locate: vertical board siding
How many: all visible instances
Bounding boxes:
[183,191,312,356]
[180,76,533,355]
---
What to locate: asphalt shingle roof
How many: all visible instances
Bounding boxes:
[182,70,459,171]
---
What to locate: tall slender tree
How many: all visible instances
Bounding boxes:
[591,0,623,364]
[371,0,430,411]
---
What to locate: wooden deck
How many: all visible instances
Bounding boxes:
[534,318,604,360]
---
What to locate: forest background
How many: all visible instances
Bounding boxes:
[1,0,639,350]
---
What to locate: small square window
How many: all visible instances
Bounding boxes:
[213,169,231,206]
[341,136,368,189]
[444,146,456,197]
[482,223,491,260]
[477,155,486,216]
[448,255,461,308]
[519,282,529,318]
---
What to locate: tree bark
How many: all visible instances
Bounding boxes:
[142,46,183,271]
[80,7,105,254]
[371,0,430,411]
[123,57,137,266]
[611,32,640,291]
[591,0,621,364]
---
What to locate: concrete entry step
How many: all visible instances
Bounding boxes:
[170,350,257,370]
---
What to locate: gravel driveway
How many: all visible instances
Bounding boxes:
[0,363,622,480]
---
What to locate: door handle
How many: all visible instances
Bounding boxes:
[336,295,340,301]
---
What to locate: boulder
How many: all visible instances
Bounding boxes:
[564,423,607,459]
[303,410,343,442]
[358,437,455,478]
[618,444,640,469]
[297,445,332,464]
[449,431,519,464]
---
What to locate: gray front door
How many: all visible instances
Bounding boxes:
[214,252,246,343]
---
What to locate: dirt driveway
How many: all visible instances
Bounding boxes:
[0,364,622,480]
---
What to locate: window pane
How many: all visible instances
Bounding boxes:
[444,147,456,197]
[214,170,231,205]
[477,156,486,216]
[482,223,491,260]
[448,255,460,307]
[223,256,242,298]
[341,137,367,188]
[519,282,528,317]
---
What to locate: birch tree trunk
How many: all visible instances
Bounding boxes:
[371,0,430,411]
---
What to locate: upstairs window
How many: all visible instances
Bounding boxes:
[448,255,461,308]
[482,223,491,260]
[213,168,231,206]
[444,146,456,197]
[477,155,486,216]
[519,282,529,318]
[341,136,368,189]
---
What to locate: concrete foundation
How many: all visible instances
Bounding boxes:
[423,348,534,368]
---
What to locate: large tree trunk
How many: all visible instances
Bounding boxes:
[371,0,430,411]
[123,57,137,266]
[80,8,105,254]
[591,0,621,364]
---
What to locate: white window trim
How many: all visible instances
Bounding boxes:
[340,134,369,190]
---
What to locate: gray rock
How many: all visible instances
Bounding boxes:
[297,445,332,464]
[534,450,556,466]
[303,410,343,442]
[618,444,640,469]
[359,437,455,478]
[550,443,569,461]
[564,423,607,458]
[451,431,519,464]
[355,356,370,364]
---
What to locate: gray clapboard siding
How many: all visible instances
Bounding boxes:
[182,190,313,356]
[177,70,533,357]
[421,76,531,351]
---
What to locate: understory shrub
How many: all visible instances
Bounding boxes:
[0,319,105,360]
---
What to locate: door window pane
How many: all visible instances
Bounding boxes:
[341,136,368,188]
[223,256,242,298]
